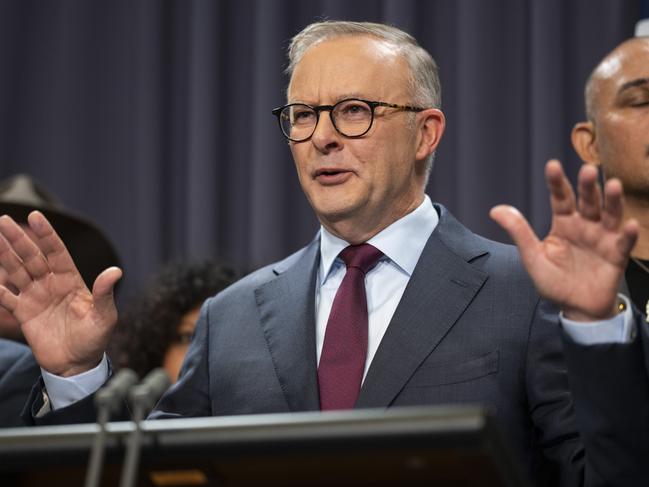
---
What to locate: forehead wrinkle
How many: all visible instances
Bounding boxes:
[288,92,373,106]
[287,36,410,105]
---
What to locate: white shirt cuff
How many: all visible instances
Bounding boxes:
[40,354,109,410]
[560,295,635,345]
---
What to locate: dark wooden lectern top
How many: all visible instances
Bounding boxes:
[0,405,528,486]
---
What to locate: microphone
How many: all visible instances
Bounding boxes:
[119,368,171,487]
[128,368,171,420]
[96,368,140,415]
[85,368,139,487]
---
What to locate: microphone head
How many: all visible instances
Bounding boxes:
[95,368,139,412]
[128,368,172,411]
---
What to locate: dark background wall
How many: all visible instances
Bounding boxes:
[0,0,641,300]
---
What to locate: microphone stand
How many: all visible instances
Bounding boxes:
[84,368,139,487]
[119,369,171,487]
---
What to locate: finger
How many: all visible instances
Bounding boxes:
[0,234,38,290]
[577,164,602,221]
[0,266,15,293]
[617,219,639,261]
[26,211,82,279]
[0,285,19,313]
[92,267,122,319]
[490,205,541,268]
[545,160,576,216]
[0,215,51,280]
[601,178,624,230]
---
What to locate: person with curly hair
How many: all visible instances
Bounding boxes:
[109,260,236,383]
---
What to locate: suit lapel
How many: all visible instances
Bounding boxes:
[356,206,489,409]
[254,240,321,412]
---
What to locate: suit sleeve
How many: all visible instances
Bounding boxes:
[21,378,100,425]
[562,308,649,487]
[21,362,117,426]
[640,316,649,379]
[20,299,215,425]
[149,298,213,419]
[0,341,41,427]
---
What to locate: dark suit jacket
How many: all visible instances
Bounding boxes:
[0,338,41,427]
[27,204,619,485]
[563,311,649,486]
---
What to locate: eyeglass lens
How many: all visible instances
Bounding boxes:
[279,99,373,141]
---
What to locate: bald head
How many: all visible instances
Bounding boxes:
[585,37,649,122]
[572,36,649,205]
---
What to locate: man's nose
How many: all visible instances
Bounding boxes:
[310,110,342,153]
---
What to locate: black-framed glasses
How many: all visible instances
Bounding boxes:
[271,98,427,142]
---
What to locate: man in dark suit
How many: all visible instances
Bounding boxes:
[542,36,649,484]
[0,21,640,485]
[494,37,649,484]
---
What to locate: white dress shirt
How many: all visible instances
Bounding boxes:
[316,195,438,381]
[561,298,634,344]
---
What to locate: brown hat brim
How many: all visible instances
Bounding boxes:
[0,202,120,289]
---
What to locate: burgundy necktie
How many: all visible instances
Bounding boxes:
[318,243,384,410]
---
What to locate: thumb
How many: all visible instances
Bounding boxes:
[490,205,541,267]
[92,266,122,318]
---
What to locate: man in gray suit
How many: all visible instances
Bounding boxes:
[0,21,641,485]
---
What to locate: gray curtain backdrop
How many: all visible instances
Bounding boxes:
[0,0,639,299]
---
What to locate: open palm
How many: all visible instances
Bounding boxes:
[0,211,121,376]
[491,160,637,321]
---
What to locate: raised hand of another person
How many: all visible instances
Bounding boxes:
[490,159,638,321]
[0,211,122,376]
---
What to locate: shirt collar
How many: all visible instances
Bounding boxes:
[319,195,438,285]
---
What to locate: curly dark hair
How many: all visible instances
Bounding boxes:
[108,260,236,378]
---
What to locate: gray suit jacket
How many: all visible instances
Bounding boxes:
[153,205,583,486]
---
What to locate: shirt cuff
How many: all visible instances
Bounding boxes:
[560,295,635,345]
[40,354,109,410]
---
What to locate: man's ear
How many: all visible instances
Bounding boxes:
[571,121,601,166]
[415,109,445,161]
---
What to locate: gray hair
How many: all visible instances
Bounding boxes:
[286,21,442,180]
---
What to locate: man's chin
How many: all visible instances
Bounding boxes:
[313,202,359,225]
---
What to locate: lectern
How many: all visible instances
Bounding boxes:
[0,405,529,486]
